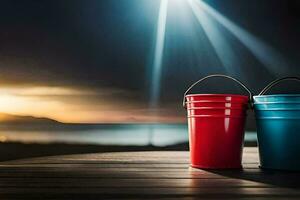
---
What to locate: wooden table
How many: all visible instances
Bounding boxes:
[0,147,300,199]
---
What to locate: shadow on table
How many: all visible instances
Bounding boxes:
[205,168,300,188]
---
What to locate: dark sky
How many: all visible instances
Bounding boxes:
[0,0,157,91]
[0,0,299,122]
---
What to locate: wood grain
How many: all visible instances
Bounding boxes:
[0,147,299,199]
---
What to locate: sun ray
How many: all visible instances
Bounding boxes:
[193,0,289,76]
[188,0,241,75]
[150,0,169,107]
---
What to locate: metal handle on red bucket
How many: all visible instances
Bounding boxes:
[259,77,300,96]
[183,74,253,108]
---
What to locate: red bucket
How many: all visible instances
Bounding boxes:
[183,75,252,169]
[187,107,246,117]
[186,94,249,103]
[186,101,248,109]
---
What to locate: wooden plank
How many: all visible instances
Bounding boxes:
[0,171,235,179]
[0,163,191,168]
[0,151,189,164]
[0,165,259,172]
[0,167,299,190]
[0,195,296,200]
[0,178,273,188]
[0,168,273,178]
[0,163,259,170]
[1,148,258,165]
[0,147,299,199]
[0,187,299,196]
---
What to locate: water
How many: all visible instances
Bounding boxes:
[0,124,257,146]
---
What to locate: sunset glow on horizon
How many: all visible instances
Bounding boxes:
[0,85,185,123]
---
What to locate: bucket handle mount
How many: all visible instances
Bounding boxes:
[259,77,300,96]
[183,74,253,108]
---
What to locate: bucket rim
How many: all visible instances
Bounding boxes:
[254,94,300,98]
[187,107,247,110]
[254,102,300,104]
[255,117,300,120]
[186,94,249,99]
[188,114,246,118]
[254,108,300,111]
[186,100,248,104]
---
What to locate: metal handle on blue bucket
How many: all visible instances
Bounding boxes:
[259,77,300,96]
[183,74,253,108]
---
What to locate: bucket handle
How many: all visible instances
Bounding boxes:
[259,77,300,96]
[183,74,253,108]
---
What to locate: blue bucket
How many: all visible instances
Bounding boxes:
[254,94,300,103]
[254,77,300,171]
[254,102,300,110]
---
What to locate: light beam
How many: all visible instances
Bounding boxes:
[150,0,169,107]
[188,0,241,75]
[193,0,289,76]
